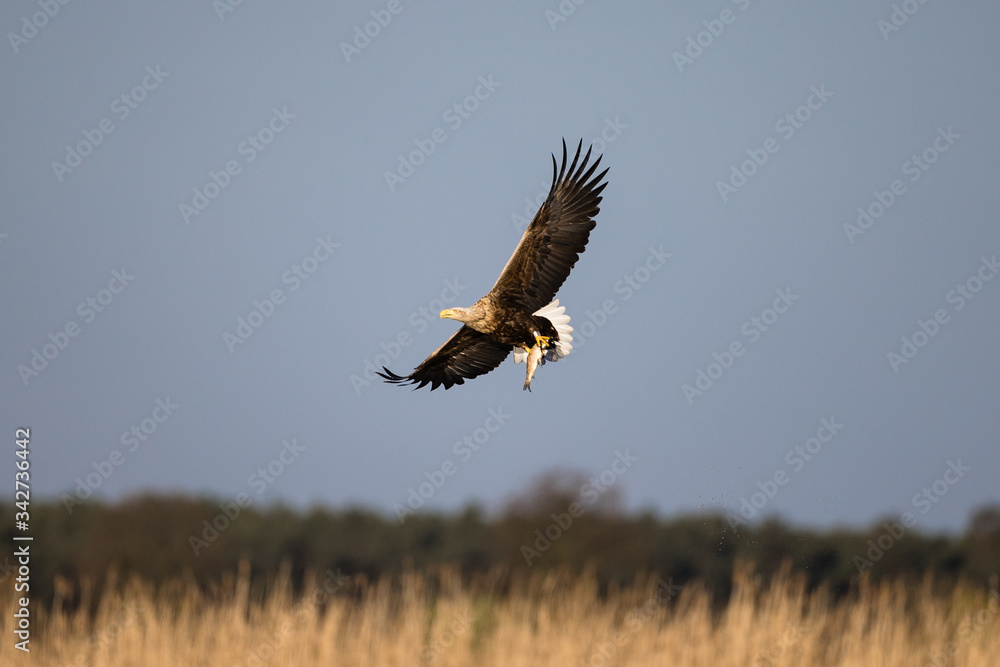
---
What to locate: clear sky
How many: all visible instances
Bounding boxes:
[3,1,998,533]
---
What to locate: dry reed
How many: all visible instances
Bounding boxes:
[3,563,997,666]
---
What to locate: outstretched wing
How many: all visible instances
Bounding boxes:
[377,326,511,390]
[490,139,609,312]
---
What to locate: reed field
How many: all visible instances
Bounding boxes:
[4,564,998,666]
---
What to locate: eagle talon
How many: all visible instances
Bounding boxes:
[534,334,551,349]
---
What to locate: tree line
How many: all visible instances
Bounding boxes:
[5,475,998,608]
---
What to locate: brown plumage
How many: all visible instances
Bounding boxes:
[378,139,608,391]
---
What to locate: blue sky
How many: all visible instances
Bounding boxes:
[3,0,998,533]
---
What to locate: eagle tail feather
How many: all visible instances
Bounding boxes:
[533,299,573,361]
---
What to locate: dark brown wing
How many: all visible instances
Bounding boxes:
[377,325,511,390]
[490,139,609,312]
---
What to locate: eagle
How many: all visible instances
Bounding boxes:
[378,139,608,391]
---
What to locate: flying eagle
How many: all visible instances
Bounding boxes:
[378,139,608,391]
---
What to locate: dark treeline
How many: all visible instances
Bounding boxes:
[6,474,999,608]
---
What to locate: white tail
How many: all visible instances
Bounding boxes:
[513,299,573,365]
[533,299,573,361]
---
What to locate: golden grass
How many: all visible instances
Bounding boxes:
[4,564,998,666]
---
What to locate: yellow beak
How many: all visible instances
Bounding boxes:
[440,309,454,319]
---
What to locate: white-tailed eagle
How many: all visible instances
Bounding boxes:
[378,139,608,391]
